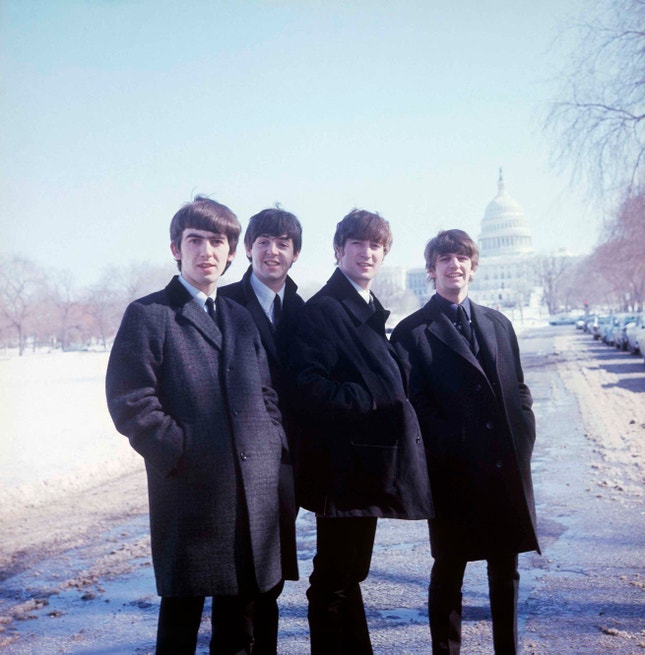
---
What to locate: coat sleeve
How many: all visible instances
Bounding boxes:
[289,301,375,420]
[105,301,185,476]
[506,321,536,447]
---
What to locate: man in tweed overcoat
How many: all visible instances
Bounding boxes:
[106,197,295,654]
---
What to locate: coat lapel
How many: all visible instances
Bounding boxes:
[470,302,499,378]
[166,276,223,350]
[425,295,483,371]
[240,269,280,362]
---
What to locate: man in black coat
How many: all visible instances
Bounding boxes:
[219,206,304,586]
[289,209,432,654]
[390,229,540,655]
[106,197,295,655]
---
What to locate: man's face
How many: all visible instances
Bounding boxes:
[246,234,299,292]
[170,228,234,295]
[428,251,474,302]
[335,238,385,290]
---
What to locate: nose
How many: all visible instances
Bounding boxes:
[203,241,217,257]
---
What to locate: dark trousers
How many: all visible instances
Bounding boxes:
[307,516,378,655]
[428,554,519,655]
[155,582,284,655]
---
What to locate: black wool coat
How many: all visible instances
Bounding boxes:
[219,266,305,409]
[391,294,540,561]
[105,276,293,596]
[288,268,433,520]
[219,266,304,580]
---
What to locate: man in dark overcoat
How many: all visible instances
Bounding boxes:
[219,206,304,598]
[390,229,540,655]
[105,197,296,655]
[289,209,433,654]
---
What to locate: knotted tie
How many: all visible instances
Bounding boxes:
[205,297,217,321]
[456,304,475,352]
[273,294,282,328]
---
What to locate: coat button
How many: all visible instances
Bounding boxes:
[495,460,503,468]
[474,383,482,392]
[240,452,248,461]
[485,420,494,430]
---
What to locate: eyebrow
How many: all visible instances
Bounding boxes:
[184,232,224,240]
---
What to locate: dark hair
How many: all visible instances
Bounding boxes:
[333,209,393,261]
[169,196,241,271]
[424,229,479,271]
[244,207,303,257]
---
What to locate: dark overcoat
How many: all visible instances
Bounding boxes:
[105,276,292,596]
[219,266,304,580]
[391,294,540,560]
[219,266,305,408]
[288,268,433,520]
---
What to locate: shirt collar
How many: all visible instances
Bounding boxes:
[178,274,217,310]
[339,270,372,304]
[250,272,284,314]
[434,292,471,321]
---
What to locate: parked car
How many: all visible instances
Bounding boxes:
[580,314,597,333]
[624,313,645,354]
[549,313,577,326]
[591,314,611,340]
[611,313,640,350]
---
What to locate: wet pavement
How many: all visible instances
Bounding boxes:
[1,327,643,653]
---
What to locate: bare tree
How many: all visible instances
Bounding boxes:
[546,0,645,197]
[0,255,41,355]
[47,269,84,350]
[601,190,645,309]
[533,254,576,315]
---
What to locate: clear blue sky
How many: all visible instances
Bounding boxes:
[1,0,593,290]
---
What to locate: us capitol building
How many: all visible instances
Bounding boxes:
[404,170,540,312]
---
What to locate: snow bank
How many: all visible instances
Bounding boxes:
[0,351,142,517]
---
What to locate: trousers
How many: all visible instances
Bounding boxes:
[428,553,520,655]
[155,582,283,655]
[306,516,378,655]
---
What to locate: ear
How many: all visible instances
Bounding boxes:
[427,266,436,279]
[170,242,181,260]
[333,245,343,263]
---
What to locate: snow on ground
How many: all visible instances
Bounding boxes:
[0,350,141,519]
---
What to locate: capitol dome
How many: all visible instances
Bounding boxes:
[478,170,534,257]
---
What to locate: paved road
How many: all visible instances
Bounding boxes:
[1,327,643,653]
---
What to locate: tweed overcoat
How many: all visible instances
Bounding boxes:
[288,268,433,520]
[390,294,540,560]
[219,266,304,580]
[105,276,291,596]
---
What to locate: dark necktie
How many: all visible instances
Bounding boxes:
[368,294,375,312]
[273,294,282,328]
[205,297,217,321]
[456,304,475,351]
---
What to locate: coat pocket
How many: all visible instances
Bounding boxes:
[349,442,399,498]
